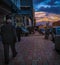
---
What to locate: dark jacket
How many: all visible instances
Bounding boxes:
[16,26,21,34]
[1,23,17,44]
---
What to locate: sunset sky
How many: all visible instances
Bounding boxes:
[35,12,60,26]
[35,12,60,22]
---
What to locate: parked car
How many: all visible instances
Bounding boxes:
[51,26,60,43]
[51,26,60,52]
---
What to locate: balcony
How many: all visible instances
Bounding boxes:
[18,10,32,15]
[20,6,31,10]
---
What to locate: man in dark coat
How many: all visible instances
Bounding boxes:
[0,15,17,65]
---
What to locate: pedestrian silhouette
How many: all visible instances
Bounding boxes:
[16,19,21,42]
[16,26,21,42]
[0,15,17,65]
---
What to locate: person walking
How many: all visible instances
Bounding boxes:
[16,19,21,42]
[45,22,50,39]
[16,26,21,42]
[0,15,17,65]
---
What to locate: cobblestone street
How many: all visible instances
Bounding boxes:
[0,32,60,65]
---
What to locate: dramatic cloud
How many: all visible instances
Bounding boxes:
[38,6,60,14]
[33,0,60,14]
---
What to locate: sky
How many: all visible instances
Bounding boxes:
[33,0,60,14]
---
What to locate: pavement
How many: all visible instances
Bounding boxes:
[0,32,60,65]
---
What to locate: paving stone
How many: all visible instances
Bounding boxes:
[0,32,60,65]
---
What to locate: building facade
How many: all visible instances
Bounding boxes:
[17,0,34,27]
[0,0,34,30]
[0,0,20,24]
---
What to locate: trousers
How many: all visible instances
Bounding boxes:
[3,43,16,64]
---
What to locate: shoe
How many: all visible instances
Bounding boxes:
[18,38,21,42]
[13,52,17,58]
[4,60,9,65]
